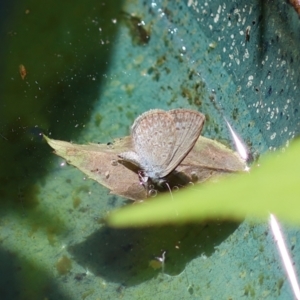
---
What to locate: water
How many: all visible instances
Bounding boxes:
[1,0,300,299]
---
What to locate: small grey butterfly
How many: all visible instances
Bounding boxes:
[118,109,205,189]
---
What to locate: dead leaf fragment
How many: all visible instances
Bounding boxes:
[44,135,246,201]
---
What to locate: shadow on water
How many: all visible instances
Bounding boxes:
[0,0,123,219]
[0,247,73,300]
[68,220,240,286]
[0,2,123,297]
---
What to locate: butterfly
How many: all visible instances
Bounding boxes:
[118,109,205,189]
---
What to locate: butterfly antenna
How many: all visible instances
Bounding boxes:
[164,181,178,216]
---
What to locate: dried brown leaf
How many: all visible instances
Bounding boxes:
[44,135,246,201]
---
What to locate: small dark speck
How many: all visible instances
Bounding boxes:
[108,196,118,207]
[164,67,170,74]
[121,243,133,252]
[79,207,89,213]
[267,86,272,96]
[147,66,155,75]
[193,96,202,106]
[187,285,194,295]
[232,108,239,120]
[116,284,126,293]
[245,27,250,42]
[153,72,160,81]
[121,12,151,45]
[74,273,86,281]
[188,71,194,80]
[291,245,295,251]
[163,8,172,20]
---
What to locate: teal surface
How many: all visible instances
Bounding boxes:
[1,0,300,299]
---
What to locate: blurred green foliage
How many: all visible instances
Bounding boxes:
[108,138,300,227]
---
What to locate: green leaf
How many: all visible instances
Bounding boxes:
[107,139,300,227]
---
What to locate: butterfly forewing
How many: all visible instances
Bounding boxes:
[131,109,177,177]
[157,109,205,177]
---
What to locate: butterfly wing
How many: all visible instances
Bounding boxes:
[159,109,205,177]
[131,109,177,179]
